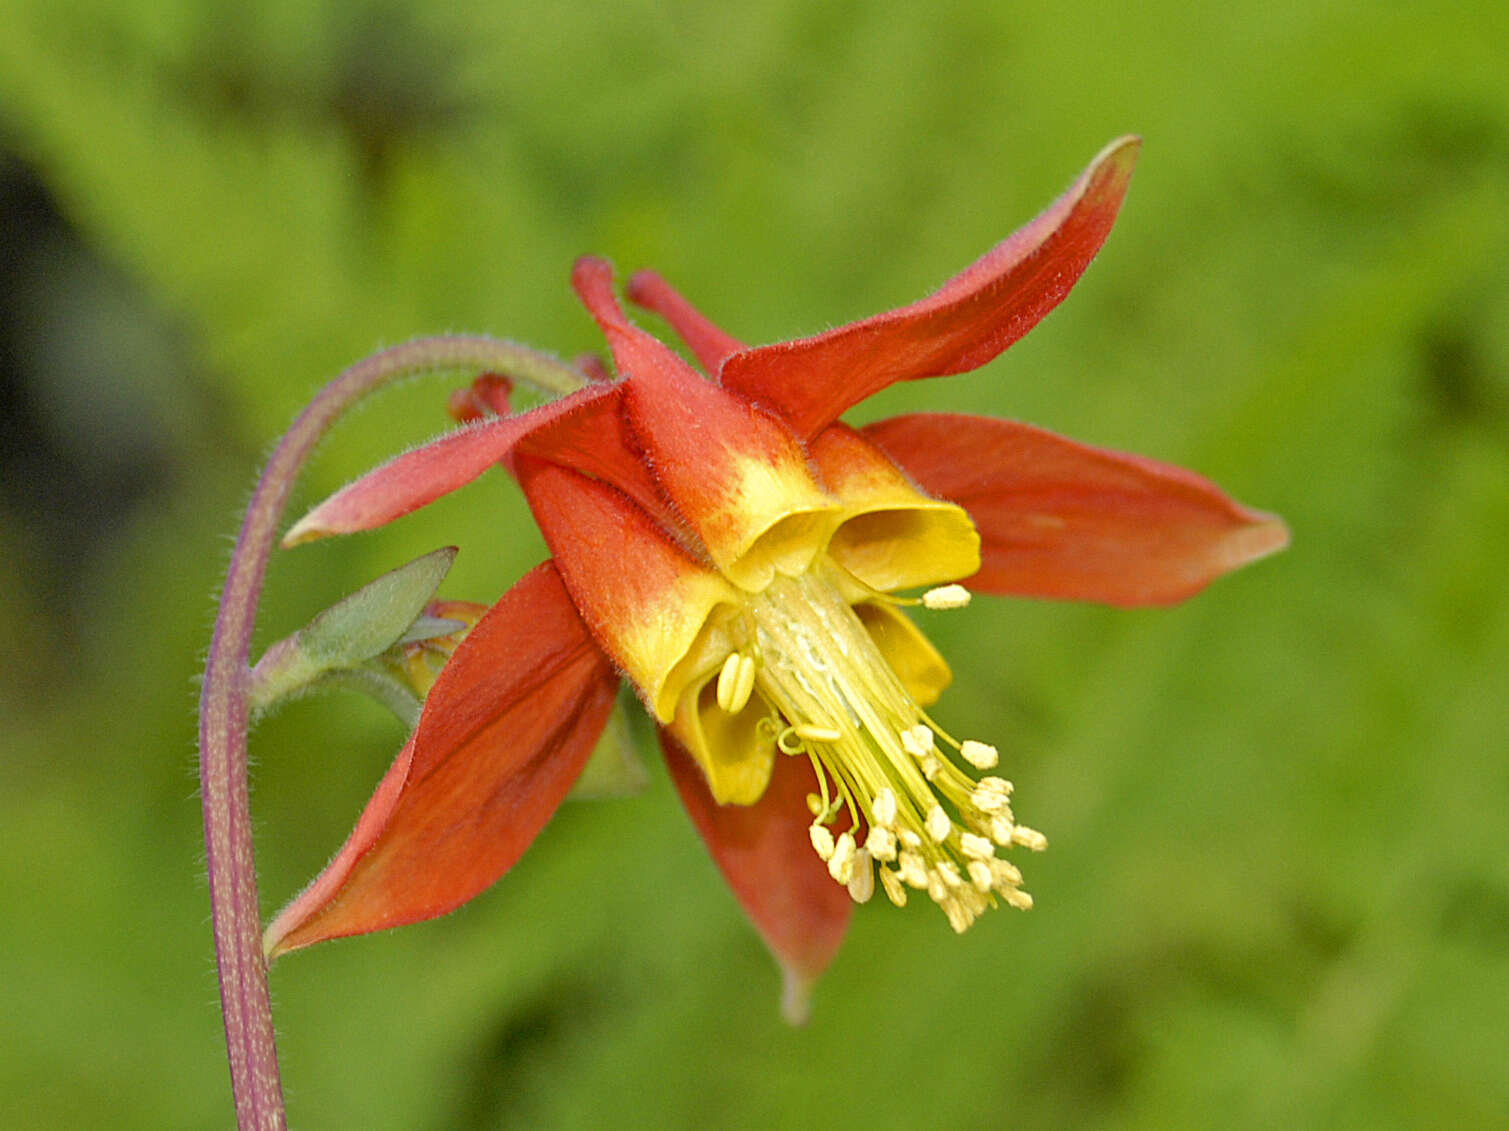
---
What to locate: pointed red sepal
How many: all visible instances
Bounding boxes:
[511,380,682,535]
[864,412,1288,607]
[721,137,1141,437]
[263,561,619,956]
[572,257,710,388]
[625,269,745,374]
[573,257,839,591]
[662,734,852,1024]
[282,382,620,545]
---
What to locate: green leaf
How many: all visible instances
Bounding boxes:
[250,547,457,711]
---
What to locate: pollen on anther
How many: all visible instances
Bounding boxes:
[847,848,874,903]
[828,832,857,884]
[809,824,835,860]
[898,850,928,888]
[794,723,842,744]
[960,831,994,860]
[925,805,951,843]
[972,777,1014,814]
[715,652,743,712]
[879,866,908,907]
[960,740,999,770]
[865,825,897,862]
[1012,826,1048,852]
[922,584,972,610]
[871,788,898,828]
[731,654,757,713]
[900,724,934,759]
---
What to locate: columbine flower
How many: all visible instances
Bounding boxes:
[263,137,1286,1019]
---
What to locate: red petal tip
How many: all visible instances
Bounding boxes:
[624,268,746,374]
[282,513,333,547]
[622,269,659,308]
[571,256,627,330]
[1218,513,1291,571]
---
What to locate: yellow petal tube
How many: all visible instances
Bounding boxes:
[518,458,743,722]
[667,675,775,805]
[621,358,844,592]
[809,424,981,593]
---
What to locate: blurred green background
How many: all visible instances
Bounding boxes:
[3,0,1507,1126]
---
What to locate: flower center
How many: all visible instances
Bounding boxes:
[738,561,1044,932]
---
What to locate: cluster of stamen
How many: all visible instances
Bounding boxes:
[731,563,1045,933]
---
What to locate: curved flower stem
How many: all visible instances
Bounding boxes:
[198,336,584,1130]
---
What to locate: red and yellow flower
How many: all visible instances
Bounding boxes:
[264,137,1286,1018]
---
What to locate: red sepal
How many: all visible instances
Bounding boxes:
[865,412,1288,607]
[721,137,1140,437]
[662,734,852,1024]
[626,268,745,374]
[573,257,837,590]
[283,382,619,544]
[264,561,619,955]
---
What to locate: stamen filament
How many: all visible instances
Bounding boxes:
[744,560,1041,929]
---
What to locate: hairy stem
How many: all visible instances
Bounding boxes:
[198,337,584,1129]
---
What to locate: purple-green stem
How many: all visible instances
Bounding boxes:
[198,336,585,1130]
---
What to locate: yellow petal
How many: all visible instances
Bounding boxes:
[852,601,952,707]
[810,424,980,592]
[519,458,743,720]
[666,675,776,805]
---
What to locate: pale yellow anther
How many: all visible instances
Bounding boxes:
[992,858,1023,887]
[809,823,835,860]
[900,724,934,759]
[806,793,824,817]
[925,805,951,843]
[942,898,972,933]
[898,828,923,849]
[926,872,948,904]
[989,816,1017,845]
[871,787,898,828]
[879,865,908,907]
[847,848,874,903]
[732,654,757,714]
[960,740,999,770]
[937,862,964,889]
[1012,825,1048,852]
[794,723,842,743]
[972,778,1014,814]
[921,584,971,610]
[864,825,897,862]
[715,652,743,712]
[1003,888,1034,911]
[921,754,942,781]
[960,831,995,860]
[967,859,995,891]
[898,849,929,888]
[828,831,857,884]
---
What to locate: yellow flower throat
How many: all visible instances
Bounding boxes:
[723,561,1044,932]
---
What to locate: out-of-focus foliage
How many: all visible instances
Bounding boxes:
[2,0,1506,1126]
